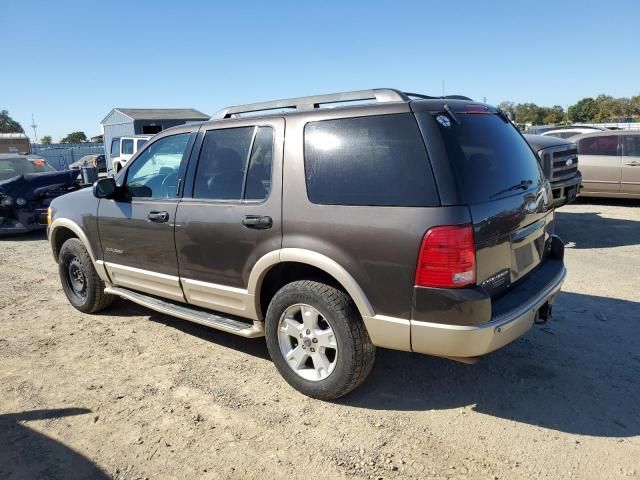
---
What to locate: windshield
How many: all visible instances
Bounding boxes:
[421,112,545,204]
[0,157,57,181]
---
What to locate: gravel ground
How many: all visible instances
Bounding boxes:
[1,198,639,480]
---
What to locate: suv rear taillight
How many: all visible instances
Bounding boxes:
[415,224,476,288]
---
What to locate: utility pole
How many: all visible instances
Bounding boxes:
[30,114,38,143]
[442,80,445,97]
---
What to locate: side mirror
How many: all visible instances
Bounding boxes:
[93,177,117,199]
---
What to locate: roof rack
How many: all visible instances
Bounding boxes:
[210,89,474,119]
[211,88,412,119]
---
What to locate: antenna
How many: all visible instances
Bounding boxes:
[30,113,38,143]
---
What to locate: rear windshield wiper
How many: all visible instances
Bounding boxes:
[489,179,532,199]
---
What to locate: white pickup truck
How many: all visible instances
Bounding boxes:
[109,135,151,174]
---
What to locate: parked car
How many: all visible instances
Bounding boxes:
[48,89,566,399]
[524,134,582,207]
[0,154,80,235]
[109,136,151,174]
[541,125,607,139]
[69,154,107,173]
[573,130,640,198]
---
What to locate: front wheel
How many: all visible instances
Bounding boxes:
[58,238,113,313]
[265,280,375,400]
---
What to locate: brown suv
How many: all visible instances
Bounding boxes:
[48,89,566,399]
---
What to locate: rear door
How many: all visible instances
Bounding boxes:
[577,134,622,194]
[621,134,640,195]
[174,118,283,317]
[418,107,553,296]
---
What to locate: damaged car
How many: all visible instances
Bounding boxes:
[0,154,81,235]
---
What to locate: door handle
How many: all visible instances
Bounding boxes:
[242,215,272,229]
[624,161,640,166]
[148,211,169,223]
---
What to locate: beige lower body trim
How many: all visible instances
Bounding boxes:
[104,263,185,302]
[362,315,411,352]
[180,278,258,320]
[94,260,110,284]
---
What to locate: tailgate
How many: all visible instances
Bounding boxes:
[471,192,554,297]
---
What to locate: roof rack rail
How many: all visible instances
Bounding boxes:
[211,88,411,119]
[404,92,474,101]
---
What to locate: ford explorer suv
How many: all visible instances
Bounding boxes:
[47,89,566,399]
[524,134,582,207]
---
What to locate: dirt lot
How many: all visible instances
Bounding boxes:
[1,198,639,480]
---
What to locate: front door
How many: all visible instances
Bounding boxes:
[621,134,640,195]
[175,118,284,317]
[98,131,194,301]
[577,134,621,194]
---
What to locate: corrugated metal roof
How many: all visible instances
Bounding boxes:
[115,108,209,120]
[0,133,29,139]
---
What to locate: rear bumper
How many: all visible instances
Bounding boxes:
[410,259,566,357]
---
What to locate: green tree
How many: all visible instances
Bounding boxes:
[60,131,87,144]
[568,98,597,122]
[0,110,25,133]
[543,105,565,124]
[41,135,53,145]
[497,101,516,119]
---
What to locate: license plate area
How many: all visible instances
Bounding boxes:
[511,220,546,281]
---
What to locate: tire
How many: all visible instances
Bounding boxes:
[265,280,375,400]
[58,238,114,313]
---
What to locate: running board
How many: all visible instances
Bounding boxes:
[104,286,264,338]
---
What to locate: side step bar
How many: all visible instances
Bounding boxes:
[105,286,264,338]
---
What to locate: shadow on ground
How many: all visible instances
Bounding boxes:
[105,299,271,361]
[556,207,640,249]
[338,291,640,438]
[0,408,108,479]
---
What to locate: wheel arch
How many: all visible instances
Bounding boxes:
[249,248,375,320]
[49,218,110,283]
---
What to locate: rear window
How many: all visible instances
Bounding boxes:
[303,114,438,206]
[421,112,545,204]
[578,135,619,156]
[0,158,56,181]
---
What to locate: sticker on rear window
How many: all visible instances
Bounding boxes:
[436,114,451,128]
[30,160,46,166]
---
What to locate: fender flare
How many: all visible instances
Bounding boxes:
[248,248,375,319]
[49,218,110,283]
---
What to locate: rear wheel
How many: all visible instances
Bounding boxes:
[58,238,113,313]
[265,280,375,400]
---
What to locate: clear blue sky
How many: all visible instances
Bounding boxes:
[2,0,639,141]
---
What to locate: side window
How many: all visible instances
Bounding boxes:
[125,133,190,198]
[245,127,274,200]
[110,139,120,156]
[304,114,438,206]
[122,139,134,155]
[578,136,619,156]
[193,126,274,201]
[624,135,640,157]
[136,139,147,152]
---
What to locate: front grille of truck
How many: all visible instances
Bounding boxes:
[540,144,579,182]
